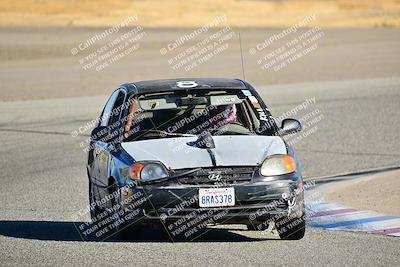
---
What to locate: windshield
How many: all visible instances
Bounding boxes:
[123,90,274,141]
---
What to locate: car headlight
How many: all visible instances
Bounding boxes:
[130,162,168,181]
[260,155,296,176]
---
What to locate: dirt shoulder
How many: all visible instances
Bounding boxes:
[0,0,399,28]
[324,170,400,216]
[1,28,400,101]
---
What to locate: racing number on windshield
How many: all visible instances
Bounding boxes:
[176,81,198,88]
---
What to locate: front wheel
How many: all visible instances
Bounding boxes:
[276,216,305,240]
[88,178,101,222]
[276,202,306,240]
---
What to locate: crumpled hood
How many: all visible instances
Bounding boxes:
[121,135,286,170]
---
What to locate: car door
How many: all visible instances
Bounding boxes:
[91,89,127,207]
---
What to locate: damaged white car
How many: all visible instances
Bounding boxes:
[87,78,305,240]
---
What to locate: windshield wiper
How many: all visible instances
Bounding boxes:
[137,129,196,138]
[159,130,196,137]
[135,129,196,140]
[214,131,253,136]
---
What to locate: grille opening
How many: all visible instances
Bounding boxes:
[174,167,256,185]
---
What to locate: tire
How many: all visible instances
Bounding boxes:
[88,178,101,222]
[276,191,306,240]
[246,221,269,231]
[108,182,144,241]
[89,178,141,240]
[88,178,126,240]
[107,182,128,240]
[86,178,109,241]
[277,217,305,240]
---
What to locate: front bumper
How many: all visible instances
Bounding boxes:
[120,173,304,225]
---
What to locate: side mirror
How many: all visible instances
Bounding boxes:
[280,118,302,136]
[91,126,109,141]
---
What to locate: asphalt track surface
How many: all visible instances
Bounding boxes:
[1,28,400,101]
[1,78,400,266]
[1,27,400,266]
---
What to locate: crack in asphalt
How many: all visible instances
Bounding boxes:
[296,148,400,157]
[0,118,94,128]
[0,128,89,137]
[307,165,400,182]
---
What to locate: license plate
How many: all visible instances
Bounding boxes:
[198,187,235,207]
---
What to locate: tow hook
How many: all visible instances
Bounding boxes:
[282,192,296,216]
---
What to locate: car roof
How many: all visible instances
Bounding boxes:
[121,78,250,95]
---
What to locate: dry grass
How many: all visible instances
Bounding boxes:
[0,0,399,28]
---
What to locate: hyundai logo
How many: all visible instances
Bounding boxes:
[208,173,222,181]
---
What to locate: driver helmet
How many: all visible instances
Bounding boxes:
[209,104,237,127]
